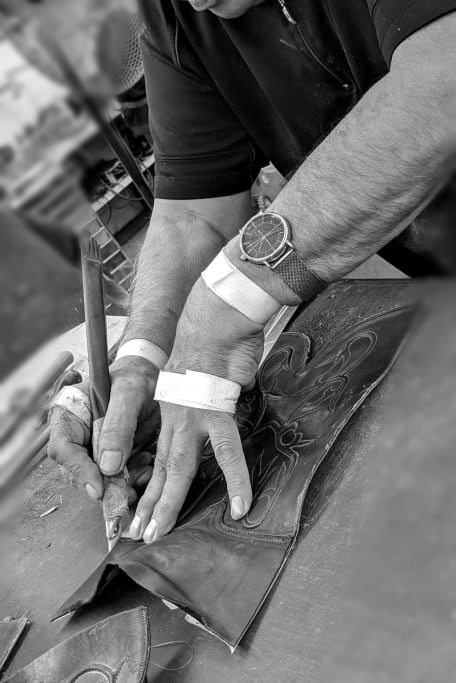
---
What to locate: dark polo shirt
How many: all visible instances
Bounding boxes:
[138,0,456,200]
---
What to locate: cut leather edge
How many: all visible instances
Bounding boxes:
[0,616,29,675]
[11,607,150,683]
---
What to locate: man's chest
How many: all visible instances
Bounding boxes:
[175,0,387,174]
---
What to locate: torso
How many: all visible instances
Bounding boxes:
[167,0,388,177]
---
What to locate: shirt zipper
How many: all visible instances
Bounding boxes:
[276,0,350,90]
[168,15,181,68]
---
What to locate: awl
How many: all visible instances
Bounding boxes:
[80,230,129,551]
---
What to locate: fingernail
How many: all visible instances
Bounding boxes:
[85,483,100,500]
[143,519,157,544]
[100,450,123,473]
[231,496,245,520]
[129,515,142,540]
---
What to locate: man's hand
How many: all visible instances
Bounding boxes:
[48,357,160,502]
[129,279,264,543]
[48,193,253,506]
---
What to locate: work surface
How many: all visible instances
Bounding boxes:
[1,278,453,682]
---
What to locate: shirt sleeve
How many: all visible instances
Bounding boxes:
[367,0,456,65]
[139,12,264,200]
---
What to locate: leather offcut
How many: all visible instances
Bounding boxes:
[5,608,150,682]
[0,616,29,675]
[55,300,416,650]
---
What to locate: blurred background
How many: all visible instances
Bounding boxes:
[0,0,153,380]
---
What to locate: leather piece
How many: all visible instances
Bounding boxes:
[5,608,150,683]
[55,303,416,649]
[0,616,28,675]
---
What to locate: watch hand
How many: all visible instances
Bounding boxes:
[263,228,281,242]
[249,235,267,249]
[261,228,279,245]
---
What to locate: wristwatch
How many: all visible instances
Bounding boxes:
[239,211,325,301]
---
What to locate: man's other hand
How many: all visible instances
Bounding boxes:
[48,356,160,503]
[129,278,264,543]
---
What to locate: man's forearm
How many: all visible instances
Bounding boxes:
[226,17,456,305]
[123,194,253,354]
[123,209,224,354]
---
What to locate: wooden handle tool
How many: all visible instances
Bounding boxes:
[80,230,128,551]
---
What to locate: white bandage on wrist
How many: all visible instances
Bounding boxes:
[50,385,92,428]
[201,250,281,326]
[115,339,168,369]
[155,370,241,414]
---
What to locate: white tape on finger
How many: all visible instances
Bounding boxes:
[50,385,92,428]
[154,370,241,414]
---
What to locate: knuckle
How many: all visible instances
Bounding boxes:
[213,440,240,466]
[152,457,167,477]
[208,413,231,430]
[166,451,183,474]
[166,451,197,480]
[99,426,121,444]
[154,441,169,462]
[100,427,131,452]
[154,499,176,518]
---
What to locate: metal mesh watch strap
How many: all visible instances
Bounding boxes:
[273,250,326,301]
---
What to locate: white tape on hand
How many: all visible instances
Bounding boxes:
[201,250,281,326]
[154,370,241,414]
[115,339,168,369]
[50,385,92,429]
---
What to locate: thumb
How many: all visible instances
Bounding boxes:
[97,378,143,476]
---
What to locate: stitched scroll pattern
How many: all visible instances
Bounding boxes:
[239,330,379,529]
[243,423,315,529]
[288,331,377,423]
[236,333,312,435]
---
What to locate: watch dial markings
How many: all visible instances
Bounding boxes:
[241,214,287,260]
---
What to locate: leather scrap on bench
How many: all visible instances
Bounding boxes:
[0,616,29,676]
[54,304,416,650]
[5,607,150,683]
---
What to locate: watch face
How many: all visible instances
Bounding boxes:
[240,212,289,264]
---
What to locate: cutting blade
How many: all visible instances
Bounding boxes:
[106,516,122,552]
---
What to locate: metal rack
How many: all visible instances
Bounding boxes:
[91,216,133,291]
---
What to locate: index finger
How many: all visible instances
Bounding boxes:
[142,413,204,542]
[208,413,252,520]
[48,407,103,499]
